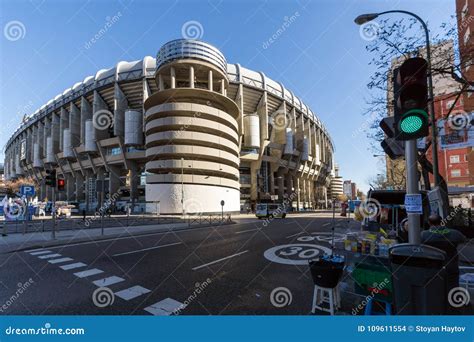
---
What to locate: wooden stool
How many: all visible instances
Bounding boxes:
[311,284,341,315]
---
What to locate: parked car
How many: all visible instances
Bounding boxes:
[255,203,287,219]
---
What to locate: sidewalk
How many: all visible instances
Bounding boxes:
[0,219,234,255]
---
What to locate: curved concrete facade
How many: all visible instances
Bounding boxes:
[4,39,335,213]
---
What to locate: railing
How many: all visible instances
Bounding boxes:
[187,214,233,227]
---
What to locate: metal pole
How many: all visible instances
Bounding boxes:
[376,10,440,187]
[52,188,56,240]
[405,140,421,244]
[331,199,336,255]
[181,157,184,218]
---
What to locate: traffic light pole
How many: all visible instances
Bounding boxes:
[405,139,421,244]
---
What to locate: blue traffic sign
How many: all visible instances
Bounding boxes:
[20,185,35,197]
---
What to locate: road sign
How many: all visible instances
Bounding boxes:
[404,194,423,214]
[220,200,225,206]
[20,185,35,197]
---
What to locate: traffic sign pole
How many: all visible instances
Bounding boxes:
[405,140,421,244]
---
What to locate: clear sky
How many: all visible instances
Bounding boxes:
[0,0,455,192]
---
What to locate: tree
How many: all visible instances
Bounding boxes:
[363,16,474,152]
[4,177,37,197]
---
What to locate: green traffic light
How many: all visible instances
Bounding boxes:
[400,115,423,133]
[399,109,428,134]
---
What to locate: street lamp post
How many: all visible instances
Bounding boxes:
[181,157,184,217]
[355,11,440,188]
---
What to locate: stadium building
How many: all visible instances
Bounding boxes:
[3,39,335,214]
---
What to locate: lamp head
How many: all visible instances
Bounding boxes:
[354,13,379,25]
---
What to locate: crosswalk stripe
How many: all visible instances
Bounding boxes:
[92,276,125,287]
[38,254,61,259]
[144,298,185,316]
[48,257,73,264]
[115,286,150,301]
[29,250,52,255]
[60,262,87,270]
[73,269,103,278]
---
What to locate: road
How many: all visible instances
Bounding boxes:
[0,213,356,315]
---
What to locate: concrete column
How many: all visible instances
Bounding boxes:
[130,167,139,205]
[93,91,109,141]
[75,172,85,202]
[59,107,69,151]
[51,114,60,155]
[250,164,258,203]
[269,171,275,195]
[69,102,81,148]
[277,169,284,202]
[208,70,213,91]
[294,176,301,211]
[189,66,194,88]
[157,73,164,91]
[108,166,121,198]
[114,84,128,139]
[66,173,75,201]
[80,97,92,145]
[220,79,225,95]
[170,67,176,89]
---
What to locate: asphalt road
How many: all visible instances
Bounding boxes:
[0,214,358,315]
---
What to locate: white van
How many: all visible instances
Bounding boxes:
[255,203,287,219]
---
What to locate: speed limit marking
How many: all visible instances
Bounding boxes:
[264,244,332,265]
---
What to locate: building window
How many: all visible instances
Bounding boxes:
[107,147,122,155]
[450,155,460,163]
[451,169,461,177]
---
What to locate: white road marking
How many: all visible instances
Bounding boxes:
[286,232,304,239]
[114,285,151,300]
[48,257,73,264]
[25,248,46,253]
[92,276,125,287]
[192,250,249,271]
[73,269,104,278]
[322,222,331,227]
[38,253,62,259]
[235,228,260,234]
[29,250,52,255]
[144,298,184,316]
[60,262,87,270]
[112,242,182,257]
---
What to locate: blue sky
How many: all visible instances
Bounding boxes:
[0,0,455,192]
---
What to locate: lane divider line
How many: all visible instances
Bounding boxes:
[192,250,249,271]
[38,253,62,259]
[92,276,125,287]
[29,250,52,256]
[112,242,182,257]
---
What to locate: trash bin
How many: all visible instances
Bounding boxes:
[309,255,345,288]
[389,243,447,315]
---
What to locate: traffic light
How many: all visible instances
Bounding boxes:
[45,169,56,187]
[379,117,404,159]
[393,58,429,140]
[57,178,65,191]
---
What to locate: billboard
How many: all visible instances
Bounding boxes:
[438,112,474,150]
